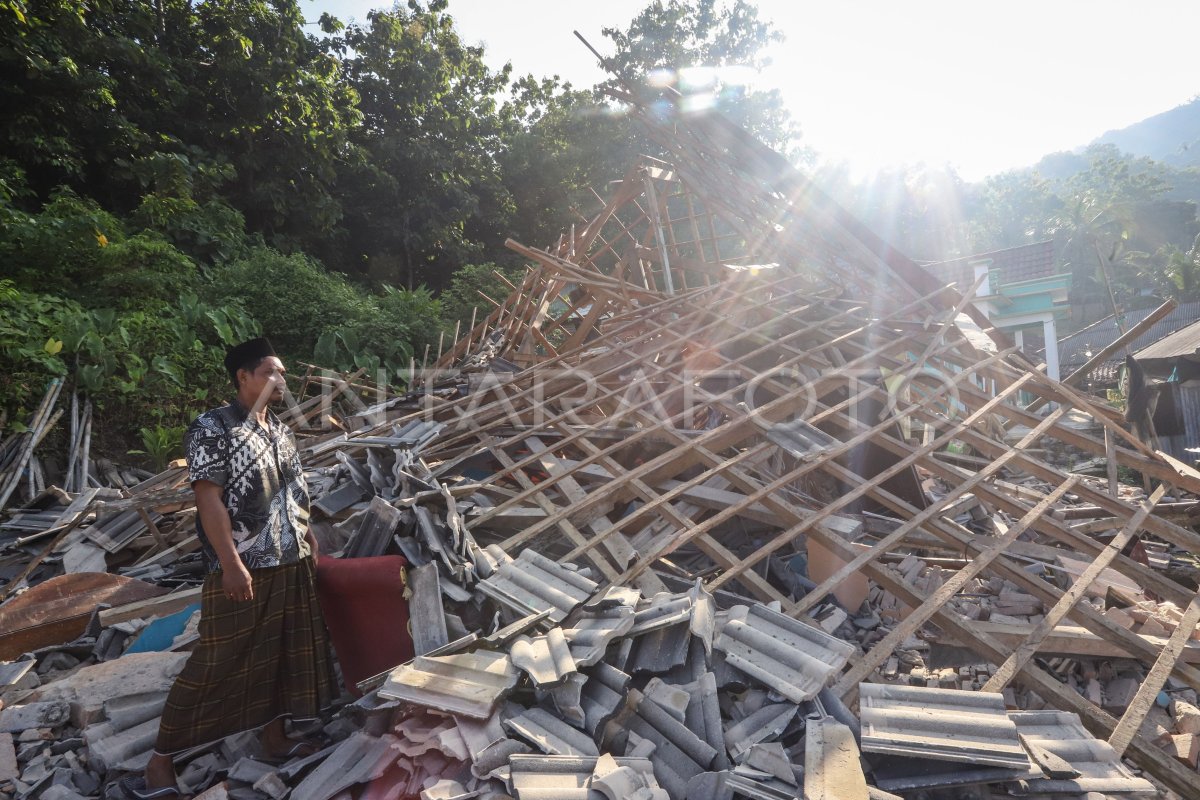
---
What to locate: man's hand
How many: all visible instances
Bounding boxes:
[194,479,253,601]
[223,561,254,602]
[305,529,320,567]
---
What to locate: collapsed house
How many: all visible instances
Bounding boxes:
[6,91,1200,798]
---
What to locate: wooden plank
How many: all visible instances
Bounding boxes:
[0,495,99,601]
[615,356,1029,590]
[1105,427,1120,499]
[818,451,1200,700]
[834,477,1078,692]
[475,283,877,533]
[983,485,1166,693]
[792,408,1068,618]
[526,437,637,570]
[488,442,622,583]
[755,469,1200,794]
[1109,592,1200,756]
[98,587,203,626]
[935,620,1200,662]
[1026,296,1176,414]
[0,378,62,511]
[484,297,957,551]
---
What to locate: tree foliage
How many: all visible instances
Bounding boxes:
[0,0,800,447]
[601,0,796,153]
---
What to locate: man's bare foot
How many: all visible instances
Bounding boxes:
[145,752,178,791]
[259,718,321,761]
[118,754,178,800]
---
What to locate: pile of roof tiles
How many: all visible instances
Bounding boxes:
[306,516,1160,800]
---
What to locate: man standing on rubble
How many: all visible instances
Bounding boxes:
[123,337,336,800]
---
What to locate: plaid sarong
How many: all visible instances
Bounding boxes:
[155,557,336,754]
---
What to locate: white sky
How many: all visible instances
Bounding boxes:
[303,0,1200,181]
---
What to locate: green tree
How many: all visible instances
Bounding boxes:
[497,76,626,250]
[1,0,359,254]
[1048,146,1170,310]
[325,0,513,288]
[600,0,798,155]
[1124,234,1200,303]
[968,170,1062,251]
[153,0,361,251]
[206,247,366,358]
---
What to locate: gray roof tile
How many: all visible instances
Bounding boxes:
[1010,710,1156,795]
[714,604,855,703]
[859,684,1031,770]
[379,650,520,719]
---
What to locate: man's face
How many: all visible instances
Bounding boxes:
[240,356,287,405]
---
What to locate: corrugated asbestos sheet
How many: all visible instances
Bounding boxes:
[723,703,798,761]
[628,593,695,636]
[579,661,630,741]
[0,657,34,689]
[1010,710,1157,795]
[477,546,598,623]
[713,604,855,703]
[625,621,692,675]
[859,684,1031,770]
[805,716,868,800]
[378,650,519,719]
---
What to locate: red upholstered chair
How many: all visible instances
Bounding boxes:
[315,555,414,696]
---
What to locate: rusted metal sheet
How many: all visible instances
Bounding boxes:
[859,684,1031,770]
[0,572,167,660]
[713,604,855,703]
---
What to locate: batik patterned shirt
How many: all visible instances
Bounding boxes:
[184,399,311,573]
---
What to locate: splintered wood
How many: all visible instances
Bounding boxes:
[369,107,1200,793]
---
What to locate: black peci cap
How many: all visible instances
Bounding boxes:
[223,337,276,379]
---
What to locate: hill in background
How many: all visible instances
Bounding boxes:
[1093,96,1200,168]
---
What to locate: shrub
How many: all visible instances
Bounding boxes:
[0,279,257,430]
[315,284,446,379]
[206,246,365,358]
[439,261,522,326]
[94,234,201,310]
[0,190,124,292]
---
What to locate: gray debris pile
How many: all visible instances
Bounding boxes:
[318,537,1160,800]
[0,442,1163,800]
[11,79,1200,799]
